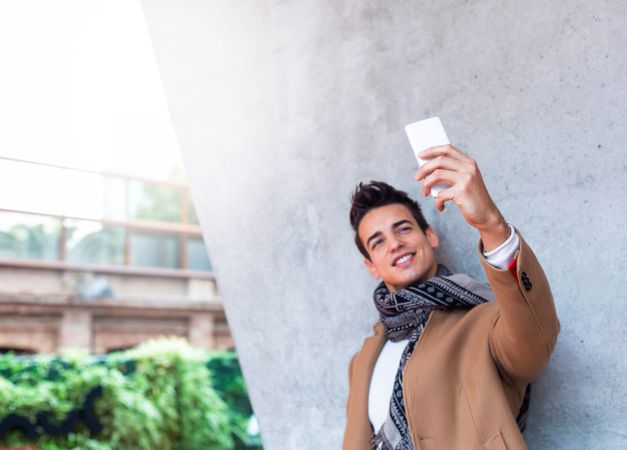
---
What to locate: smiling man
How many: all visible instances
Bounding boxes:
[342,145,560,450]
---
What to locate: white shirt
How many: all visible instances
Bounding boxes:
[368,224,519,432]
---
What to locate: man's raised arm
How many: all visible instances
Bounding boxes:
[480,228,560,384]
[415,144,560,383]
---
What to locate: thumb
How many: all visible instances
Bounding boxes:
[434,188,456,212]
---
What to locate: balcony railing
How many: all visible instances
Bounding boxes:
[0,157,212,279]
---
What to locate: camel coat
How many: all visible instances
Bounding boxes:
[343,227,560,450]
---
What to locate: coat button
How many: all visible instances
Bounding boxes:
[521,272,532,291]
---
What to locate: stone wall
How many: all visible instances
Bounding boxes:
[141,1,627,448]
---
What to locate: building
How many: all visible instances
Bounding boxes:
[0,158,232,354]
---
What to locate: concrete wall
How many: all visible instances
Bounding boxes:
[140,1,627,448]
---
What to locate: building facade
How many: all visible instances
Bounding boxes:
[0,158,232,354]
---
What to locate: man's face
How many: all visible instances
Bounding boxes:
[358,203,439,292]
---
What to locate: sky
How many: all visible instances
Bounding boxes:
[0,0,183,178]
[0,0,185,217]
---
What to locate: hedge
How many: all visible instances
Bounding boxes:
[0,338,262,450]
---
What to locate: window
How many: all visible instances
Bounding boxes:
[0,212,60,261]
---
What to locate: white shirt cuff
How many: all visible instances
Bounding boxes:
[482,223,519,269]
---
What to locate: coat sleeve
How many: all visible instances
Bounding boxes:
[479,225,560,385]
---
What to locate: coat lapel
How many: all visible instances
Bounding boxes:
[344,322,387,449]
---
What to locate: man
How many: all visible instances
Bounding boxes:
[343,144,560,450]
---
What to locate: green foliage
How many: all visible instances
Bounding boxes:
[187,192,200,225]
[206,351,259,448]
[65,226,125,265]
[0,222,59,261]
[0,338,262,449]
[133,184,182,223]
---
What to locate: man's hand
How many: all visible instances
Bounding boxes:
[414,144,510,252]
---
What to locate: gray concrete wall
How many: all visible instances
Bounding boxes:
[141,1,627,448]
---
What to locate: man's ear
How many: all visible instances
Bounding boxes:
[426,227,440,248]
[363,257,380,280]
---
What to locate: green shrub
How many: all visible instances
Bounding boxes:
[0,338,261,449]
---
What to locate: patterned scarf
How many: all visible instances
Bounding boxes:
[370,264,531,449]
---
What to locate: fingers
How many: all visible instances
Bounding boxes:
[415,154,469,181]
[418,144,473,164]
[420,169,469,197]
[415,145,480,199]
[434,187,456,212]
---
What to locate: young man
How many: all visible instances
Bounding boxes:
[343,145,560,450]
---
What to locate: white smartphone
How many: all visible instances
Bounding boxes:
[404,116,451,197]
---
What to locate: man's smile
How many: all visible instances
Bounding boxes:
[392,252,416,267]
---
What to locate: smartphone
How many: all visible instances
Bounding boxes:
[404,117,451,197]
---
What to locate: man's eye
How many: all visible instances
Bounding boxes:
[372,240,382,249]
[400,226,412,232]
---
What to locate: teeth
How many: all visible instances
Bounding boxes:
[395,254,412,265]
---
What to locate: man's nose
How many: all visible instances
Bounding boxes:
[389,235,403,251]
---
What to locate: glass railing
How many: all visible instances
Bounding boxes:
[0,211,61,261]
[0,157,210,275]
[0,209,212,274]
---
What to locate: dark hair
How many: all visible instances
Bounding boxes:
[349,181,430,259]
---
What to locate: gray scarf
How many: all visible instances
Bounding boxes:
[370,264,530,449]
